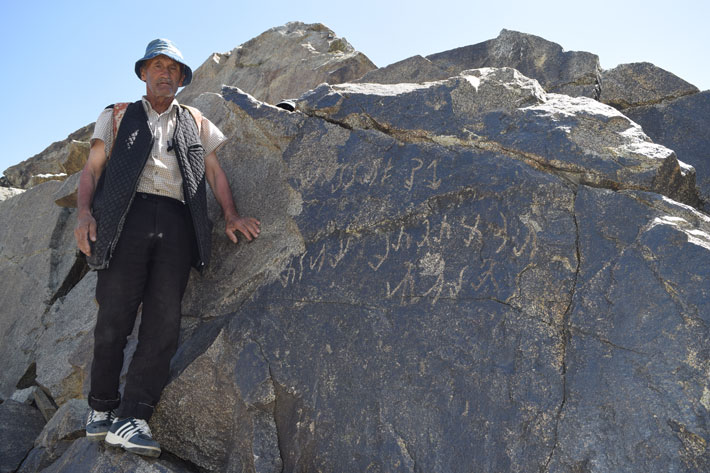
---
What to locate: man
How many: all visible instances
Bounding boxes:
[75,39,260,458]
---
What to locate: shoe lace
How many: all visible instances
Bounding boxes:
[88,409,115,423]
[132,418,152,437]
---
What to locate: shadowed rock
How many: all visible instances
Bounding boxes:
[18,399,86,472]
[34,273,96,405]
[548,188,710,472]
[38,437,198,473]
[0,400,46,473]
[356,54,451,84]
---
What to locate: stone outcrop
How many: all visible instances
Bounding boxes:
[599,62,699,109]
[3,124,92,189]
[302,68,697,206]
[176,21,376,106]
[595,63,709,211]
[2,24,710,473]
[34,272,96,406]
[624,91,710,211]
[358,29,602,99]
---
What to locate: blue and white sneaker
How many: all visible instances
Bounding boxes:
[85,409,116,441]
[105,417,161,457]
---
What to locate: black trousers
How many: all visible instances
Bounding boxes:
[88,193,195,420]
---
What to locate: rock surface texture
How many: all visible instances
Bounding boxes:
[1,24,710,473]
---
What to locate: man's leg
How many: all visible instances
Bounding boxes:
[116,195,194,421]
[89,199,153,412]
[87,198,154,442]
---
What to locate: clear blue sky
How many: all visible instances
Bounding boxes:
[1,0,708,176]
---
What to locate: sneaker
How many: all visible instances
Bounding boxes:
[105,417,161,458]
[85,408,116,441]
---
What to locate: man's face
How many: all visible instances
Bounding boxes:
[140,55,185,99]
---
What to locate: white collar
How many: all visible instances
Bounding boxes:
[141,96,179,117]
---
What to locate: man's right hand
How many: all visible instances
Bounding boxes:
[74,139,108,258]
[75,210,97,256]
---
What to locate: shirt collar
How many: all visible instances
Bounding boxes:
[141,96,179,118]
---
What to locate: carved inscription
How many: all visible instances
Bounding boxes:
[278,150,562,305]
[278,209,545,308]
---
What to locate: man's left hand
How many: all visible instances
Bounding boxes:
[225,214,261,243]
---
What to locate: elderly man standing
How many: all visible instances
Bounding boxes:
[74,39,260,458]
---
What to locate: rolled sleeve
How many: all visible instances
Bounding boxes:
[200,117,227,156]
[91,108,114,157]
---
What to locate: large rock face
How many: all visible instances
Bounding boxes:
[176,21,376,106]
[2,26,710,473]
[151,70,708,472]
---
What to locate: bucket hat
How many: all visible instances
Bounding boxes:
[135,39,193,86]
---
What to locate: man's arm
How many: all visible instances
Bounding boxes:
[204,151,260,243]
[74,140,108,256]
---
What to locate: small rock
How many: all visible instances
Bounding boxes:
[10,386,37,404]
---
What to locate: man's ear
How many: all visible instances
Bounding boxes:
[140,65,146,81]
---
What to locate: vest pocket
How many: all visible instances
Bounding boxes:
[187,143,204,158]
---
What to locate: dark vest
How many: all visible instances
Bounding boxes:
[87,101,212,272]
